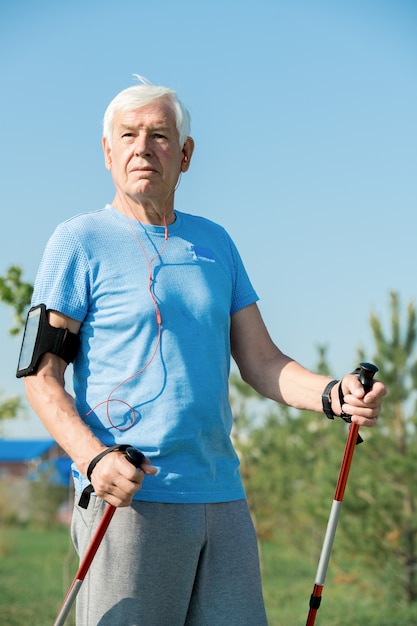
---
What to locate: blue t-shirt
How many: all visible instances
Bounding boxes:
[32,206,258,503]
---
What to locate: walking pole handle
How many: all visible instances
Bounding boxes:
[356,362,378,394]
[124,446,147,468]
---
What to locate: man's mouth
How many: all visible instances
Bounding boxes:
[130,166,158,175]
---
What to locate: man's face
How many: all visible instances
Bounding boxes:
[103,98,192,209]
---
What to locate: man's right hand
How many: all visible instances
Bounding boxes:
[89,449,158,507]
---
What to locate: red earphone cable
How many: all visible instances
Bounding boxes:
[83,161,185,430]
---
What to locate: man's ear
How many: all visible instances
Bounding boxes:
[180,136,195,172]
[102,136,112,170]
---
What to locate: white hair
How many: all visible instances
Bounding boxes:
[103,74,191,148]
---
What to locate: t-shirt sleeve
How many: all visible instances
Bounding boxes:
[31,223,91,322]
[227,234,259,315]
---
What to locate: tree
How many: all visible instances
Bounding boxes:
[231,305,417,605]
[230,349,351,546]
[0,265,33,335]
[0,396,22,423]
[342,291,417,602]
[0,265,32,426]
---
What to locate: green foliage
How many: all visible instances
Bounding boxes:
[29,478,70,529]
[0,388,23,427]
[0,265,33,335]
[231,365,349,529]
[351,291,417,602]
[232,290,417,606]
[0,394,21,421]
[0,265,32,424]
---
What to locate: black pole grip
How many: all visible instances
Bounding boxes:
[355,362,378,394]
[339,362,378,444]
[124,446,146,468]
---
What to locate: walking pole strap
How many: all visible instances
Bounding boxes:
[78,444,135,509]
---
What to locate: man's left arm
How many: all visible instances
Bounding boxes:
[230,303,386,426]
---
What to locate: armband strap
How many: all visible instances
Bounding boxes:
[78,445,134,509]
[322,379,339,420]
[16,304,80,378]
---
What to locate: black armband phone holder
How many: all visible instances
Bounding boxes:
[16,304,80,378]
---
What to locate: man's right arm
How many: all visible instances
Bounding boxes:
[23,310,154,506]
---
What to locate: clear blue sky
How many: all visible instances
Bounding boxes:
[1,0,416,438]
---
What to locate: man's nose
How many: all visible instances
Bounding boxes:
[134,133,151,157]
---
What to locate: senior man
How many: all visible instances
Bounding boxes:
[20,76,386,626]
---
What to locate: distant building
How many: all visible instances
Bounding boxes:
[0,439,71,482]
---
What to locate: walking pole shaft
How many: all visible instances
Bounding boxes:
[305,363,378,625]
[334,423,360,502]
[53,446,146,626]
[54,504,116,626]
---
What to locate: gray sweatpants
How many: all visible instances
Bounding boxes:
[71,498,268,626]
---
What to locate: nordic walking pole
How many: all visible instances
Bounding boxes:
[54,446,146,626]
[306,362,378,626]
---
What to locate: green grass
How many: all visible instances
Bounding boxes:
[261,532,417,625]
[1,525,417,625]
[0,525,77,626]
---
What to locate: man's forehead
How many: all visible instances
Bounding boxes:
[114,102,175,128]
